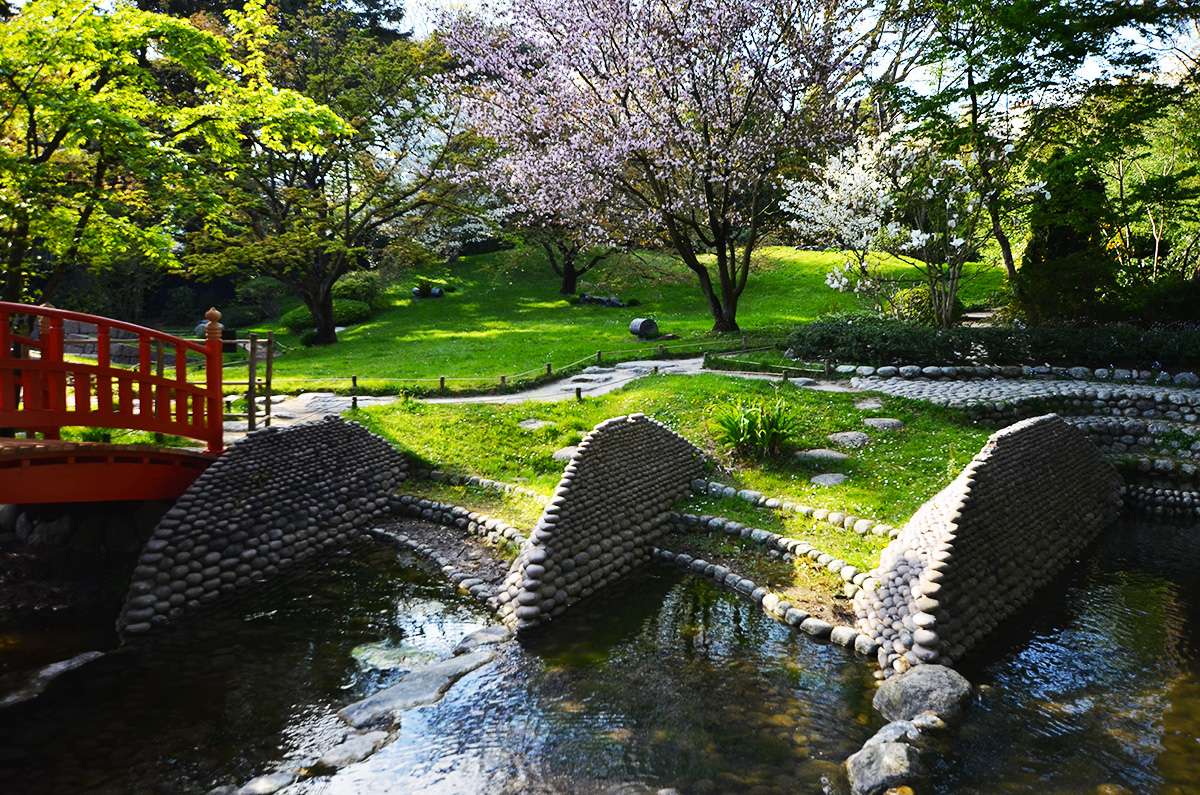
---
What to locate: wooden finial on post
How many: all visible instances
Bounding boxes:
[203,308,224,455]
[205,307,222,341]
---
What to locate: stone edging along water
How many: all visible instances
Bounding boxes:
[390,473,888,658]
[832,361,1200,387]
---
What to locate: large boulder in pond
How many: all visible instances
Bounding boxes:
[873,664,972,722]
[845,742,923,795]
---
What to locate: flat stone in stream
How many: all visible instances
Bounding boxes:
[453,626,513,655]
[338,650,497,728]
[317,731,390,768]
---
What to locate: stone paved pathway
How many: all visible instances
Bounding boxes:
[851,374,1200,408]
[221,358,856,443]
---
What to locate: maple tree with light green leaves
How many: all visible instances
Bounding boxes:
[0,0,345,305]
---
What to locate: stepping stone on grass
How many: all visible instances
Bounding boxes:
[794,448,850,464]
[863,418,906,431]
[811,473,849,486]
[552,446,579,461]
[855,398,885,410]
[518,418,552,430]
[828,431,873,448]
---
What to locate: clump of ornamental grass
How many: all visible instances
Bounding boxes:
[707,398,801,458]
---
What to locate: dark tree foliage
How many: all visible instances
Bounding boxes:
[1018,149,1117,322]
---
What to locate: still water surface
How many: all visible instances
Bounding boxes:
[2,516,1199,794]
[0,539,873,794]
[940,517,1200,795]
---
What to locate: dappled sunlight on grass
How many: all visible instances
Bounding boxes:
[249,245,1004,386]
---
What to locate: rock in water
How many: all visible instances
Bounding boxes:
[872,664,972,722]
[845,742,922,795]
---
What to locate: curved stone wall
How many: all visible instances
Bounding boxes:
[854,414,1122,676]
[496,413,705,632]
[118,417,409,635]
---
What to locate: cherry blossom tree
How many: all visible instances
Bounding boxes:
[441,0,860,331]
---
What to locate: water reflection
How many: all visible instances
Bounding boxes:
[307,567,875,794]
[0,540,874,794]
[941,516,1200,795]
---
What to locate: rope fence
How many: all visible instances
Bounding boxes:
[257,335,830,396]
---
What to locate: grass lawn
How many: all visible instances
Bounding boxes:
[235,246,1005,394]
[355,373,995,573]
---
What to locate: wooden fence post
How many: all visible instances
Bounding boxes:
[263,331,274,427]
[247,333,258,432]
[204,308,224,455]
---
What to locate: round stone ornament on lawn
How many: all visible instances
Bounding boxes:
[854,398,885,410]
[811,473,849,486]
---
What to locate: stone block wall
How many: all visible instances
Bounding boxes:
[496,413,705,632]
[854,414,1122,676]
[117,417,409,635]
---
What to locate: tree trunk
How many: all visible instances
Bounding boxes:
[987,199,1017,282]
[3,211,29,303]
[309,291,338,345]
[559,249,579,295]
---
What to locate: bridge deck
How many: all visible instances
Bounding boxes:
[0,439,216,504]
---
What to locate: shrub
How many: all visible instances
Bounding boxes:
[785,316,1200,368]
[281,305,314,333]
[281,299,373,333]
[236,277,288,319]
[332,272,384,309]
[891,285,964,326]
[707,398,800,458]
[220,304,264,328]
[162,285,199,325]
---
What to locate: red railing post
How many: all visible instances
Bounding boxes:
[204,307,224,455]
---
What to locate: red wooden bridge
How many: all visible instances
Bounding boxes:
[1,303,225,504]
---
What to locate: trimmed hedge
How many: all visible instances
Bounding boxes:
[332,271,384,308]
[786,316,1200,369]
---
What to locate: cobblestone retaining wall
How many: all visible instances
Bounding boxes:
[58,319,195,366]
[496,414,705,632]
[117,417,409,635]
[854,414,1122,676]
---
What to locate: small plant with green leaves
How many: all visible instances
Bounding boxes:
[707,398,800,458]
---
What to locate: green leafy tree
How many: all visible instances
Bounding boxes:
[887,0,1198,283]
[1018,148,1117,321]
[0,0,343,305]
[1032,78,1200,319]
[187,6,457,345]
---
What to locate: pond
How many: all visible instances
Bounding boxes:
[0,538,875,794]
[939,516,1200,794]
[2,514,1199,794]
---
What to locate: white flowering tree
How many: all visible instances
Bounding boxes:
[782,132,903,314]
[786,130,1037,328]
[888,151,985,328]
[441,0,861,332]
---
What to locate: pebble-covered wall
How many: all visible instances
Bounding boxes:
[117,417,409,635]
[854,414,1122,677]
[495,413,705,633]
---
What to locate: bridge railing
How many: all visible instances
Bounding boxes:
[0,303,225,454]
